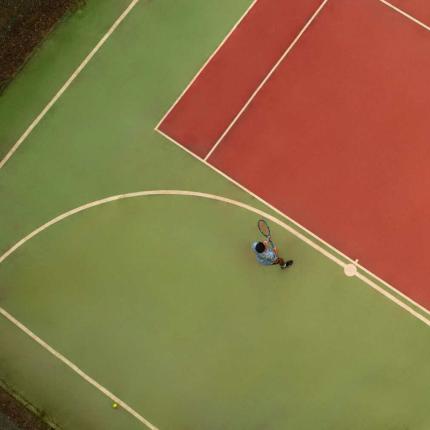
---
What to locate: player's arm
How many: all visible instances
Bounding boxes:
[263,239,278,255]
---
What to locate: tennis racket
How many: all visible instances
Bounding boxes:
[258,219,271,241]
[258,219,276,250]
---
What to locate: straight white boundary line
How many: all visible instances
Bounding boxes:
[154,0,258,130]
[355,273,430,327]
[0,306,158,429]
[0,0,140,170]
[377,0,430,32]
[155,129,430,320]
[204,0,330,160]
[1,190,429,328]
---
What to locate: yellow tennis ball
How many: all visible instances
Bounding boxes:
[112,403,118,409]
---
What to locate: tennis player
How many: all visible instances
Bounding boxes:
[251,239,293,269]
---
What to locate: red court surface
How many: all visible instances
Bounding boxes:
[158,0,430,310]
[159,0,324,157]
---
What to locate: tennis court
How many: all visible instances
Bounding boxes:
[1,0,430,429]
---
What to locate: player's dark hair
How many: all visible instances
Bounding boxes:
[255,242,266,253]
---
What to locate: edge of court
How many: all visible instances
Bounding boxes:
[0,0,140,170]
[0,306,159,430]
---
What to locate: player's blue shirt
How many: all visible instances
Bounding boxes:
[252,241,277,265]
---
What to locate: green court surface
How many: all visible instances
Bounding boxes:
[0,1,429,429]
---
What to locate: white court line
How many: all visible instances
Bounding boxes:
[204,0,330,160]
[155,129,430,321]
[1,189,429,328]
[377,0,430,32]
[0,306,158,429]
[0,0,140,170]
[355,273,430,328]
[155,0,258,130]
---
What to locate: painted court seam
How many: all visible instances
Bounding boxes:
[1,190,429,327]
[203,0,330,160]
[0,0,140,170]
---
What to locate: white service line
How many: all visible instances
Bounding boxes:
[155,130,430,322]
[0,0,140,170]
[377,0,430,32]
[204,0,330,160]
[0,306,158,430]
[155,0,258,130]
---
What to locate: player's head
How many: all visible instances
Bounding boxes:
[255,242,266,253]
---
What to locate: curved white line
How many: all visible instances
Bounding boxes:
[0,190,429,430]
[1,190,429,326]
[0,190,344,266]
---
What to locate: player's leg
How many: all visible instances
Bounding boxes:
[280,258,294,269]
[276,257,285,266]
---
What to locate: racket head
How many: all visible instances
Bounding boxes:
[257,219,271,238]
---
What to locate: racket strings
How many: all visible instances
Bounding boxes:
[258,220,271,237]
